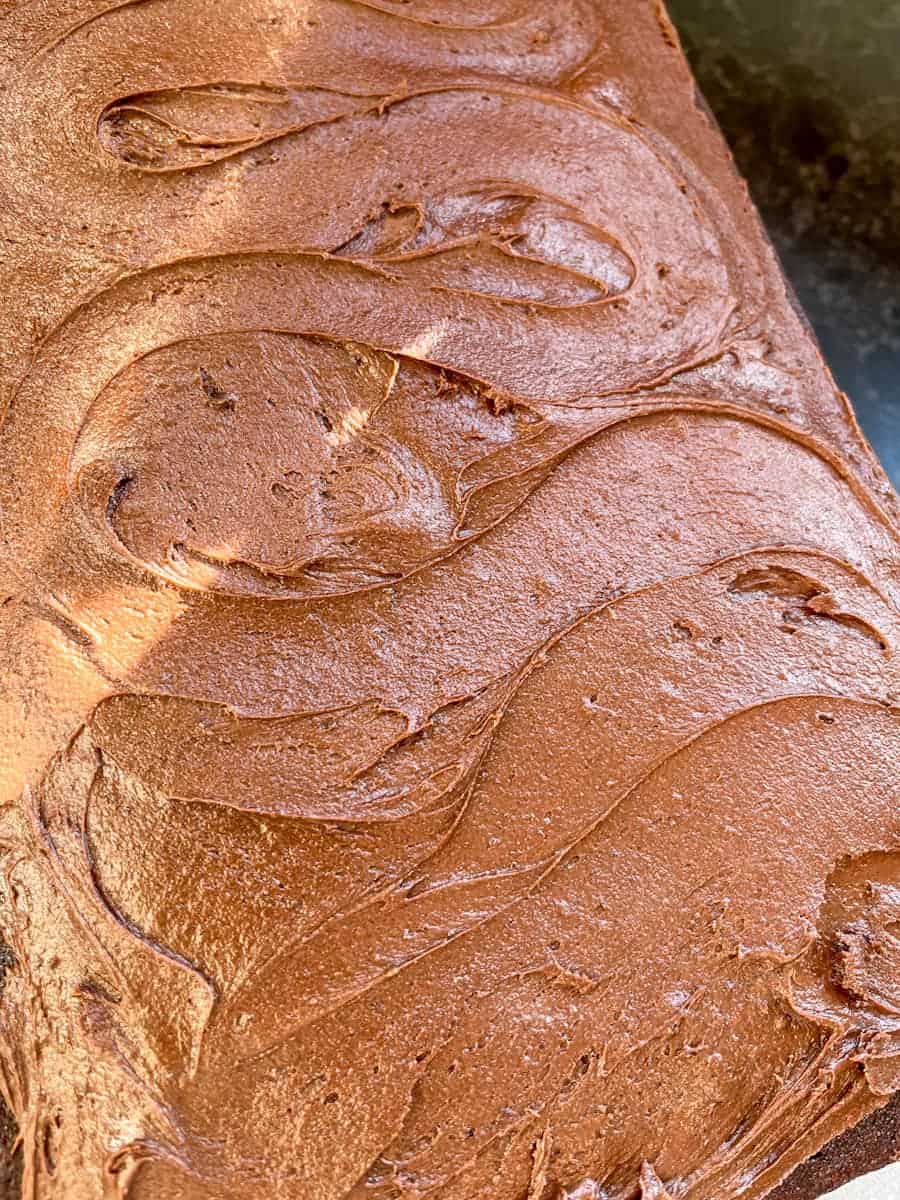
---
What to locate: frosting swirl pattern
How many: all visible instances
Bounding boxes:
[0,2,898,1198]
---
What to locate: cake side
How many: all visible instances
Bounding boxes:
[771,1092,900,1199]
[0,2,898,1197]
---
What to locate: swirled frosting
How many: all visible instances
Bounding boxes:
[0,2,898,1198]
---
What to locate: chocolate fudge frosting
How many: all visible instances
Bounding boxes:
[0,2,899,1197]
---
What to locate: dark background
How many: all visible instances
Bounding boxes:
[668,0,900,486]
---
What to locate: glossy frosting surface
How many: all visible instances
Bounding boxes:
[0,2,898,1197]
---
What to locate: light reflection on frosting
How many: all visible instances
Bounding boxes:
[0,2,898,1199]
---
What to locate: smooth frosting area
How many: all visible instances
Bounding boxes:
[0,2,898,1198]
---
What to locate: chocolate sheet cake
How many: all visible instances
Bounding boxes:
[0,2,898,1197]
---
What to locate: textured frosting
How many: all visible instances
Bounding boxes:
[0,2,899,1198]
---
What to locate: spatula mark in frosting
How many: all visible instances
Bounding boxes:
[2,0,900,1197]
[82,547,900,1073]
[31,0,158,61]
[0,142,750,598]
[728,565,891,650]
[38,0,600,83]
[32,733,216,1085]
[69,371,900,602]
[90,677,517,824]
[333,188,635,306]
[68,331,559,597]
[97,84,389,172]
[118,700,898,1200]
[21,88,740,369]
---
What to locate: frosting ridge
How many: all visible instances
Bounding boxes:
[0,2,898,1197]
